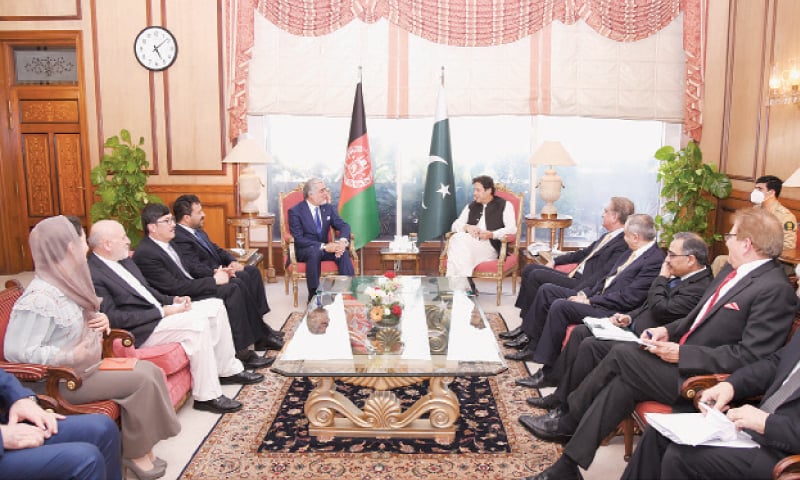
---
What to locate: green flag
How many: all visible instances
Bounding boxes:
[418,86,456,243]
[339,82,380,250]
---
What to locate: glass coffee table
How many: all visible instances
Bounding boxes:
[272,275,507,444]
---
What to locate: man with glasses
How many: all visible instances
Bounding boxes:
[522,232,712,411]
[133,203,274,372]
[522,207,798,480]
[288,178,354,301]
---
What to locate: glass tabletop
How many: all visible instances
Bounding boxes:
[272,276,507,378]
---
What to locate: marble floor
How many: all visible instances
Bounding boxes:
[0,273,634,480]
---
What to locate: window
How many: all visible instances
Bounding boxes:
[254,114,676,245]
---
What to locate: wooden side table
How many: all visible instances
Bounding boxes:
[380,248,420,275]
[525,215,573,249]
[227,215,276,283]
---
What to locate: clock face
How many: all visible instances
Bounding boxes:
[134,26,177,71]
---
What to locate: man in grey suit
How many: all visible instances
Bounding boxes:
[523,207,798,480]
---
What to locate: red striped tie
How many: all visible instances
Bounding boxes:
[679,269,737,345]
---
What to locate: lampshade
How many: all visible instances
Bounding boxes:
[222,138,273,165]
[528,141,576,167]
[784,167,800,187]
[223,138,271,214]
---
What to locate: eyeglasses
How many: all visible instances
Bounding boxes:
[666,252,690,258]
[723,233,737,241]
[156,217,176,225]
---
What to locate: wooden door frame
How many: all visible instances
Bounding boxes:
[0,30,91,274]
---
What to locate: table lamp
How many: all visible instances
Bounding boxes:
[222,137,272,214]
[528,141,576,218]
[784,167,800,187]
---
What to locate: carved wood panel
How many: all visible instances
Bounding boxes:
[54,133,85,216]
[20,100,79,123]
[22,133,55,217]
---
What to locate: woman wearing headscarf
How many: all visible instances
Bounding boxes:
[5,216,180,480]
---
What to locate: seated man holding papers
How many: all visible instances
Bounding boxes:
[623,329,800,479]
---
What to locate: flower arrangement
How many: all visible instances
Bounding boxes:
[364,271,403,327]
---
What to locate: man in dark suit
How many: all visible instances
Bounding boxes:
[133,203,272,364]
[623,330,800,479]
[171,194,283,351]
[507,214,664,369]
[503,196,633,342]
[526,231,713,409]
[0,369,121,479]
[88,219,263,414]
[522,207,798,480]
[288,178,355,299]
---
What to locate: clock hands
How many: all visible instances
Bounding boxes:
[152,39,170,60]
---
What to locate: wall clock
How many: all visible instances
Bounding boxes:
[133,26,178,71]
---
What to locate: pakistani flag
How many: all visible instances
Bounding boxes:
[418,86,457,243]
[339,82,380,250]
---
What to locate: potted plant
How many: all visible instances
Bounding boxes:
[90,129,161,247]
[654,141,732,247]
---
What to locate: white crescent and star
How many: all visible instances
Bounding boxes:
[421,156,451,210]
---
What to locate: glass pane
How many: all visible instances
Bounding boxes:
[262,114,669,245]
[13,48,78,85]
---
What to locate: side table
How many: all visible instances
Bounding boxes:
[227,215,276,283]
[525,215,573,250]
[380,248,420,275]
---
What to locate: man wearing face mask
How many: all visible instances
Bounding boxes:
[711,175,797,275]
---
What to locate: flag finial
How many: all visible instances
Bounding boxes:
[358,65,362,83]
[440,66,445,87]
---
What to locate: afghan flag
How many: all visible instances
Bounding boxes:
[339,82,380,250]
[418,86,457,243]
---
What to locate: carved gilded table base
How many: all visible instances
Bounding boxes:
[305,375,459,444]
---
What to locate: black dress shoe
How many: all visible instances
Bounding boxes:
[523,456,583,480]
[498,326,524,339]
[505,348,535,361]
[243,354,275,369]
[515,369,557,389]
[254,334,284,351]
[193,395,243,414]
[220,370,264,385]
[503,333,530,349]
[518,410,574,443]
[526,393,561,410]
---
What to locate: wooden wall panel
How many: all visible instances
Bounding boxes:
[0,0,79,19]
[22,134,55,217]
[163,0,225,174]
[723,0,768,181]
[93,0,153,170]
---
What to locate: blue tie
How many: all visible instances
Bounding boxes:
[315,207,323,235]
[194,231,220,262]
[668,277,682,289]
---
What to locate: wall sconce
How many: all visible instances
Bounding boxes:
[222,137,272,214]
[528,141,576,219]
[768,62,800,105]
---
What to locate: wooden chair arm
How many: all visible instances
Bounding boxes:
[102,329,135,358]
[0,362,52,382]
[680,373,731,408]
[348,233,360,274]
[775,455,800,479]
[438,232,456,275]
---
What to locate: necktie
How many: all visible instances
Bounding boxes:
[167,245,194,279]
[602,251,637,293]
[569,232,612,278]
[760,361,800,413]
[679,269,737,345]
[194,231,220,262]
[315,207,323,235]
[668,277,682,289]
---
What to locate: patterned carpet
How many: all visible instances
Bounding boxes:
[179,312,561,479]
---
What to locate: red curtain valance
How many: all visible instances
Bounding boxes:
[228,0,704,140]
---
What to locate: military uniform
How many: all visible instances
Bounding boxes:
[763,200,798,249]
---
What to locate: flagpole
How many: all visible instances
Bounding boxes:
[358,65,365,276]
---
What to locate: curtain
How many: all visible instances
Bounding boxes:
[226,0,705,140]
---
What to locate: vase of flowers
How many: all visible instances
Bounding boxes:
[364,271,403,328]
